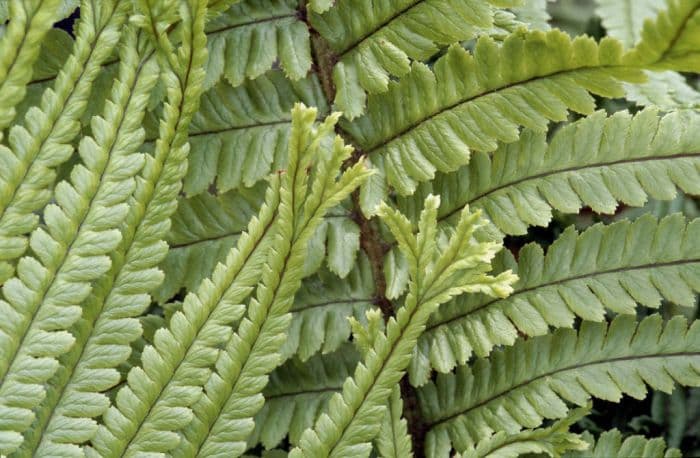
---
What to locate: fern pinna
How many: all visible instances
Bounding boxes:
[0,0,699,457]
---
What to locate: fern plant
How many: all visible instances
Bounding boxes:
[0,0,699,457]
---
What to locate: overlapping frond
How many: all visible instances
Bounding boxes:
[283,255,376,361]
[563,429,682,458]
[290,197,515,458]
[249,346,359,451]
[625,0,700,71]
[625,70,700,109]
[309,0,518,119]
[0,27,157,455]
[28,1,210,454]
[204,0,310,89]
[410,214,700,385]
[375,387,414,458]
[457,407,589,458]
[594,0,666,48]
[0,0,128,283]
[343,30,646,209]
[397,108,700,236]
[0,0,60,130]
[179,106,371,457]
[175,72,327,196]
[420,314,700,456]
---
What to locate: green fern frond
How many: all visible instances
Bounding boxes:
[594,0,666,48]
[0,0,61,130]
[154,183,267,303]
[344,29,646,206]
[457,407,589,458]
[420,314,700,456]
[249,346,359,451]
[626,70,700,109]
[290,197,515,458]
[309,0,515,119]
[203,0,310,89]
[181,107,371,457]
[176,72,327,197]
[410,214,700,385]
[0,0,127,284]
[0,27,158,455]
[625,0,700,71]
[375,387,414,458]
[563,429,682,458]
[397,108,700,236]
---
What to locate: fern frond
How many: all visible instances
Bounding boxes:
[249,346,359,451]
[397,108,700,236]
[625,0,700,71]
[410,214,700,385]
[420,314,700,456]
[176,72,327,197]
[0,0,60,130]
[290,197,515,458]
[204,0,310,89]
[457,407,589,458]
[0,27,158,455]
[563,429,682,458]
[625,70,700,109]
[180,108,371,457]
[28,2,209,455]
[283,254,376,361]
[375,387,414,458]
[0,0,128,283]
[594,0,666,48]
[343,30,646,205]
[309,0,514,119]
[154,183,267,303]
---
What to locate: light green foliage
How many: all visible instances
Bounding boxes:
[0,1,700,457]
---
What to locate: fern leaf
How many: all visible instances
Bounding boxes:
[397,108,700,236]
[174,72,327,197]
[0,27,158,455]
[420,314,700,456]
[29,2,209,454]
[290,197,515,458]
[204,0,310,89]
[0,0,61,130]
[0,0,128,283]
[563,429,682,458]
[249,346,359,450]
[283,254,376,361]
[309,0,511,119]
[625,0,700,71]
[343,30,646,201]
[594,0,666,48]
[625,70,700,109]
[410,214,700,385]
[457,407,589,458]
[179,108,371,457]
[375,387,414,458]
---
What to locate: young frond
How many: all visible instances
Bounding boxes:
[420,314,700,455]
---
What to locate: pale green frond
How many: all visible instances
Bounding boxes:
[0,0,128,283]
[30,1,210,454]
[0,27,158,455]
[204,0,310,89]
[457,407,589,458]
[625,70,700,109]
[154,183,267,303]
[510,0,553,30]
[375,387,414,458]
[625,0,700,71]
[309,0,515,119]
[410,214,700,385]
[420,314,700,456]
[249,346,359,451]
[0,0,61,130]
[397,108,700,236]
[563,429,682,458]
[594,0,666,48]
[290,198,515,458]
[343,30,646,201]
[168,72,327,197]
[180,108,371,457]
[283,254,377,361]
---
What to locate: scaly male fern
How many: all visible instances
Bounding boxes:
[0,0,699,457]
